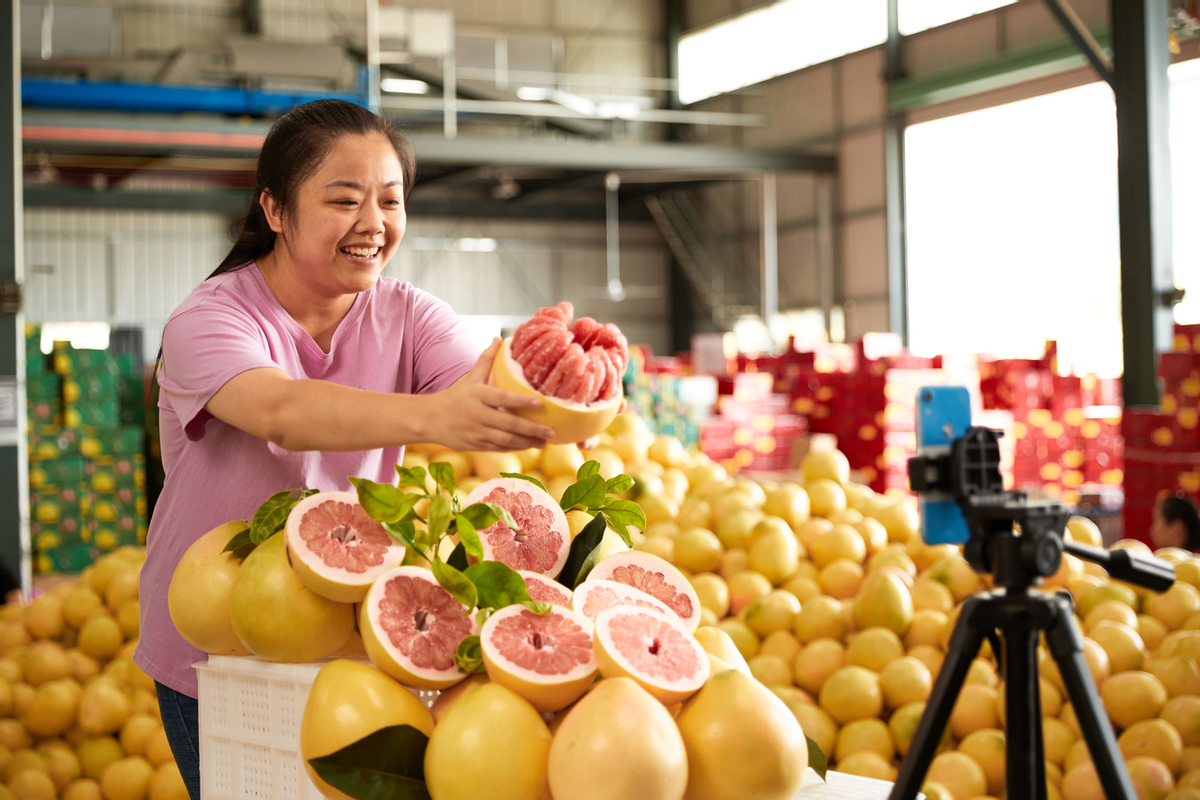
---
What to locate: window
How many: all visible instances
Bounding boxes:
[905,60,1200,376]
[678,0,1015,104]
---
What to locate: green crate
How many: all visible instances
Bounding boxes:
[64,402,121,430]
[34,545,99,575]
[31,486,84,526]
[78,427,144,460]
[119,407,146,426]
[44,457,88,486]
[31,517,89,550]
[115,353,143,378]
[92,518,139,551]
[63,373,118,404]
[26,374,60,401]
[27,398,58,426]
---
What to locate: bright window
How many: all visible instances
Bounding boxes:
[905,59,1200,377]
[678,0,1015,104]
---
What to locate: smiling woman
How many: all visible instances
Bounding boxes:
[131,99,558,800]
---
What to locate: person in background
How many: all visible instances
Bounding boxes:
[1150,492,1200,552]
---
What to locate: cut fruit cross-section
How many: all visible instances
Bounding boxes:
[593,605,709,705]
[518,570,573,607]
[464,478,571,577]
[360,566,477,690]
[480,603,597,713]
[585,551,701,632]
[570,579,674,621]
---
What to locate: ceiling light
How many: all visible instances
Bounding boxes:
[380,78,431,95]
[516,87,552,101]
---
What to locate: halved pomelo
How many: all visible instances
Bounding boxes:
[585,551,702,633]
[285,490,405,603]
[480,603,597,712]
[490,302,626,445]
[360,566,476,690]
[593,605,709,705]
[570,579,674,621]
[519,570,573,608]
[464,478,571,577]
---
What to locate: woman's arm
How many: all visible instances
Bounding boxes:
[205,339,555,452]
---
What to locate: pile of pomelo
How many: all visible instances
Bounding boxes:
[593,414,1200,800]
[0,548,186,800]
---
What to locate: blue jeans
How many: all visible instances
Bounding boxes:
[155,682,202,800]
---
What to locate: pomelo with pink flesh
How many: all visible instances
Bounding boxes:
[585,551,702,633]
[464,478,571,577]
[285,490,405,603]
[592,605,709,705]
[518,570,573,607]
[480,603,597,713]
[570,579,674,621]
[360,566,476,690]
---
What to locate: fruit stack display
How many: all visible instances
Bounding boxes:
[623,345,702,449]
[620,432,1200,800]
[698,373,806,474]
[0,547,188,800]
[1123,324,1200,543]
[26,328,149,574]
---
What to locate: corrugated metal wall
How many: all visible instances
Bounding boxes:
[22,209,671,364]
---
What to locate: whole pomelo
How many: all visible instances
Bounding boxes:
[548,677,686,800]
[675,668,808,800]
[229,532,354,662]
[168,520,252,655]
[99,756,153,800]
[854,569,914,635]
[424,682,552,800]
[301,660,434,800]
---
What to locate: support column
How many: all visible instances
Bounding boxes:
[1,3,29,593]
[1112,0,1175,405]
[816,174,835,339]
[760,172,778,342]
[884,0,909,345]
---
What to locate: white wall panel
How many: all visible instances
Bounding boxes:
[777,227,816,309]
[841,48,886,130]
[906,13,1000,77]
[839,128,886,214]
[776,174,816,227]
[743,64,836,149]
[840,213,887,299]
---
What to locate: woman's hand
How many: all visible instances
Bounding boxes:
[426,339,557,452]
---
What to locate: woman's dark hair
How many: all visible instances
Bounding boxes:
[213,98,416,278]
[1160,493,1200,551]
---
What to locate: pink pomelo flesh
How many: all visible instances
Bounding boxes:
[508,302,628,405]
[466,479,570,577]
[374,571,474,673]
[587,553,700,630]
[292,493,395,571]
[488,609,593,676]
[603,610,702,682]
[573,579,672,620]
[519,570,573,607]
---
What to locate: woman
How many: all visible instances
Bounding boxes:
[1150,492,1200,552]
[134,99,557,799]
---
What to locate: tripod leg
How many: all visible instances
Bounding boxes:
[1001,603,1046,800]
[889,593,991,800]
[1044,592,1136,800]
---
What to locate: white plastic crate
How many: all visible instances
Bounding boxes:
[195,655,437,800]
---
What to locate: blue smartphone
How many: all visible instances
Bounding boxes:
[915,386,972,545]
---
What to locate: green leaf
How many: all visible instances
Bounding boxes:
[414,524,438,555]
[220,525,254,557]
[559,474,606,512]
[454,516,483,560]
[500,472,548,494]
[308,724,431,800]
[383,520,420,555]
[250,489,309,544]
[807,734,828,781]
[429,462,457,496]
[463,561,533,610]
[427,495,451,541]
[573,542,606,588]
[596,515,633,549]
[460,502,519,534]
[576,460,601,481]
[555,513,608,588]
[432,558,478,611]
[605,474,634,495]
[597,498,646,533]
[447,542,469,571]
[522,600,552,615]
[351,477,421,524]
[453,635,485,675]
[395,465,429,491]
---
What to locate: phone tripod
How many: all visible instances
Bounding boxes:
[891,428,1176,800]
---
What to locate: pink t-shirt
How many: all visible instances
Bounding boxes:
[134,264,479,697]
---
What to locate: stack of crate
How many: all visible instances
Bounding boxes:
[26,326,150,574]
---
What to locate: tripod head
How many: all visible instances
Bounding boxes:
[908,388,1174,593]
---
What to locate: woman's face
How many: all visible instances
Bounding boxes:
[266,132,406,297]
